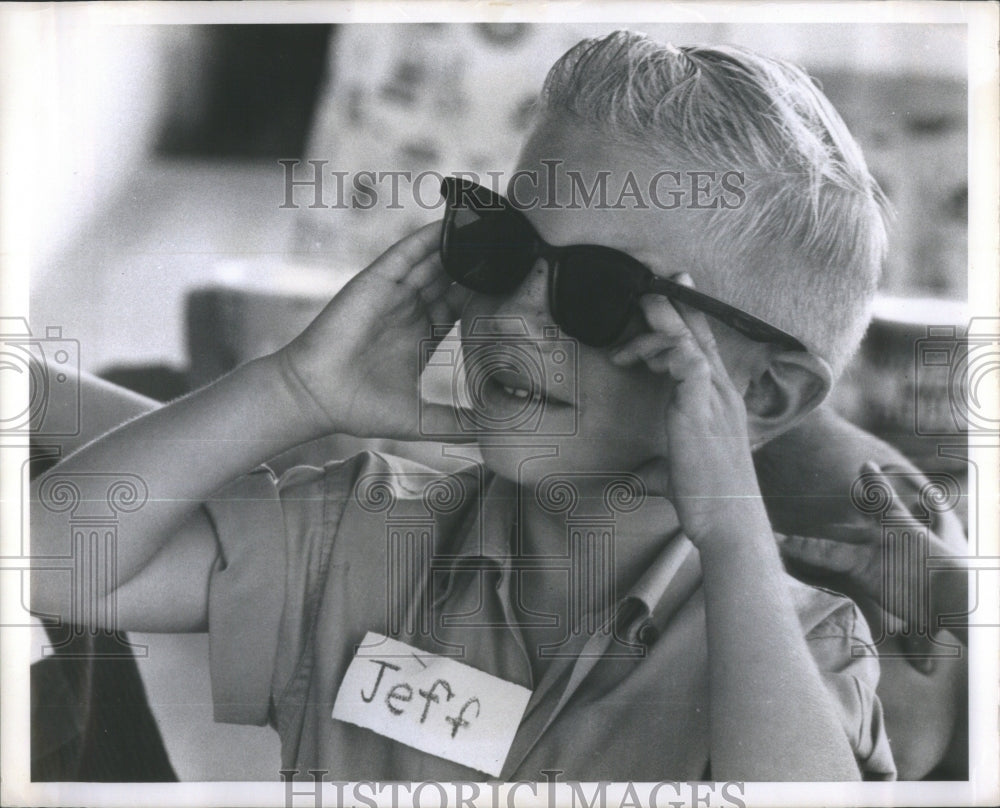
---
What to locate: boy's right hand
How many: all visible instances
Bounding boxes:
[30,227,469,634]
[276,221,471,440]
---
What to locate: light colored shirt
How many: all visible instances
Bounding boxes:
[204,451,895,781]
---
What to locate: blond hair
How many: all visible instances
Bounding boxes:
[542,30,889,374]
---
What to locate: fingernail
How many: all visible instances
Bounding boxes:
[675,272,694,287]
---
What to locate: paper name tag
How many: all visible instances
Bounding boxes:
[332,632,532,776]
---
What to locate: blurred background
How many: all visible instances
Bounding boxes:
[22,21,971,781]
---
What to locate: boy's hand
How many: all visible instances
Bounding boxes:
[613,277,864,781]
[276,222,471,440]
[610,272,767,547]
[776,463,969,640]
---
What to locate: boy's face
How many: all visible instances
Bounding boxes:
[459,115,764,485]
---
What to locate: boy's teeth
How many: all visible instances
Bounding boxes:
[501,384,531,399]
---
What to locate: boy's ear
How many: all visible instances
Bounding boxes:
[743,351,833,445]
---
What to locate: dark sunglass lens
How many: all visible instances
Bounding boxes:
[554,253,638,347]
[445,208,534,295]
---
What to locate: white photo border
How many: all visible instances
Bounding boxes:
[1,1,996,806]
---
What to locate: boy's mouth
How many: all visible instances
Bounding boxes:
[499,383,532,400]
[483,368,573,408]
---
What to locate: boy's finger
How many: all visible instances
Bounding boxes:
[645,347,684,376]
[370,221,442,282]
[638,292,725,376]
[611,333,704,383]
[411,251,451,300]
[820,521,884,545]
[660,342,711,384]
[639,294,701,353]
[858,462,924,526]
[419,273,451,304]
[776,533,863,575]
[421,284,474,347]
[408,251,448,293]
[610,332,673,366]
[669,273,728,375]
[420,279,457,325]
[638,295,716,383]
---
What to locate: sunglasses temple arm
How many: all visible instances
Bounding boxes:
[645,278,806,351]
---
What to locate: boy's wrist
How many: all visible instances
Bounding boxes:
[245,351,340,443]
[689,501,778,566]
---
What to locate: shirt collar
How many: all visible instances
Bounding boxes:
[615,532,702,644]
[626,530,699,614]
[449,470,518,563]
[449,468,701,632]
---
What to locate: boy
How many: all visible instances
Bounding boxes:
[32,32,898,781]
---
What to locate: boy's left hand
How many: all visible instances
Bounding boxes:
[610,272,768,547]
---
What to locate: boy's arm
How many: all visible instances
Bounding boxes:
[31,222,465,633]
[28,366,223,633]
[615,275,862,780]
[30,354,320,632]
[695,509,864,780]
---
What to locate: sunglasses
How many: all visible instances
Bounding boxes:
[439,176,806,351]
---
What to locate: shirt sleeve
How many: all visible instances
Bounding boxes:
[796,583,897,780]
[203,466,289,726]
[201,453,374,728]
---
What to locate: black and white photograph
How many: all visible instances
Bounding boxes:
[1,2,998,807]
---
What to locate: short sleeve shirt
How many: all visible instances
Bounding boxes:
[204,451,896,781]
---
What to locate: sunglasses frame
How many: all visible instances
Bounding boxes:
[439,176,807,352]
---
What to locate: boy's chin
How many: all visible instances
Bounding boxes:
[477,440,682,533]
[475,440,562,487]
[475,438,664,490]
